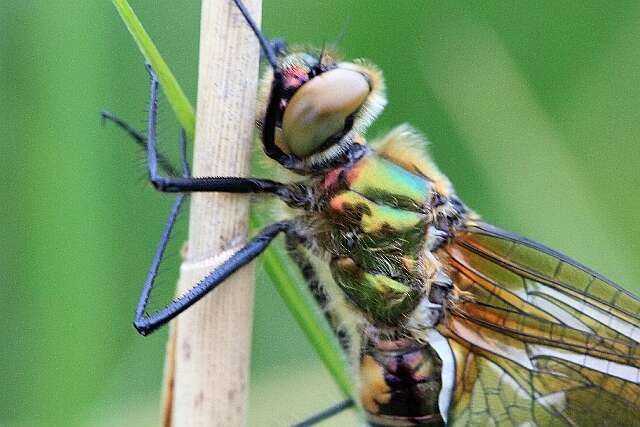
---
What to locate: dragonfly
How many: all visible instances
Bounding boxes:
[103,0,640,425]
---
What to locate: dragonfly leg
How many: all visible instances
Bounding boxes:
[284,233,352,353]
[101,105,285,199]
[142,64,291,196]
[291,399,355,427]
[178,128,190,177]
[284,234,330,310]
[134,220,291,336]
[231,0,278,71]
[101,110,180,176]
[285,233,357,425]
[100,111,145,146]
[231,0,299,168]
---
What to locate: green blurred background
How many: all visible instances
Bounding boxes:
[2,1,640,426]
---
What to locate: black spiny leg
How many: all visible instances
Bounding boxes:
[103,66,302,337]
[135,221,291,336]
[100,110,180,176]
[285,234,352,353]
[284,234,356,426]
[102,91,293,337]
[291,399,355,427]
[231,0,300,168]
[103,62,309,337]
[284,235,330,310]
[142,64,292,196]
[103,110,348,423]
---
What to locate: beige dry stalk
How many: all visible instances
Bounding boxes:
[162,0,262,425]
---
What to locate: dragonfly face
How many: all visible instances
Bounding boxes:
[255,48,386,174]
[108,1,640,425]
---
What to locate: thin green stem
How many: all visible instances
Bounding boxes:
[113,0,195,140]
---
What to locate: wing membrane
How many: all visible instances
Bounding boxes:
[437,221,640,426]
[454,222,640,330]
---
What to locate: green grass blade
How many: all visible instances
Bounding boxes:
[111,0,356,405]
[112,0,195,140]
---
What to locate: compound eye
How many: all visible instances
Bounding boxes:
[282,68,370,157]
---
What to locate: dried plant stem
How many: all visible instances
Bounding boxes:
[164,0,262,425]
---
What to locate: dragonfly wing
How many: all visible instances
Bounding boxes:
[437,221,640,426]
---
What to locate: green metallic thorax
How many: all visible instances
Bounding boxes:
[315,152,433,325]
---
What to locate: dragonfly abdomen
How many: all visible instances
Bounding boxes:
[361,336,445,426]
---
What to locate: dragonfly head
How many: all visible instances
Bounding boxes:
[257,46,387,174]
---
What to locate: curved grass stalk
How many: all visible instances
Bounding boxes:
[113,0,195,140]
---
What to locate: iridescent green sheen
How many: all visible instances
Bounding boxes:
[329,191,425,233]
[331,258,418,324]
[345,156,431,209]
[326,190,426,281]
[318,151,435,324]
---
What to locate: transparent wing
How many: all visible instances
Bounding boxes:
[437,221,640,426]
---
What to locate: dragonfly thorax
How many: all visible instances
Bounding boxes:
[287,125,469,329]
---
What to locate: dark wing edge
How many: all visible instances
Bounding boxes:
[435,220,640,426]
